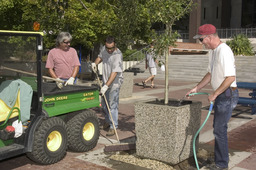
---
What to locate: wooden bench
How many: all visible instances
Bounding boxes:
[237,82,256,115]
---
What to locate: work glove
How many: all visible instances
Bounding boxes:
[65,77,75,86]
[91,62,97,73]
[100,85,108,96]
[56,78,63,89]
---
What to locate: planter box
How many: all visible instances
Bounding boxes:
[119,72,133,98]
[135,99,202,165]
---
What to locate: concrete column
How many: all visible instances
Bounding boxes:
[230,0,242,28]
[189,0,201,43]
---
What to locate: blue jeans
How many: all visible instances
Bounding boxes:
[101,83,121,129]
[213,88,239,168]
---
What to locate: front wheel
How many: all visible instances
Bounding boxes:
[27,117,67,164]
[67,110,100,152]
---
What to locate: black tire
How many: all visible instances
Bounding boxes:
[67,110,100,152]
[27,117,67,164]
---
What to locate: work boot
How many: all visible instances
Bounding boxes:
[100,122,110,130]
[106,128,115,136]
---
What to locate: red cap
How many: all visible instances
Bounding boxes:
[193,24,216,39]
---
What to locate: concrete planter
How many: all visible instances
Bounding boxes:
[135,99,202,165]
[119,72,134,98]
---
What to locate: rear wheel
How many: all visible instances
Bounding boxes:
[67,110,100,152]
[27,117,67,164]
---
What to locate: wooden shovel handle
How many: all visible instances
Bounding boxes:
[0,66,64,83]
[95,71,120,142]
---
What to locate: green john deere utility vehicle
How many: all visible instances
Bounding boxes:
[0,30,101,164]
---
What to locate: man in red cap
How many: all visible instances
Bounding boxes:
[186,24,239,170]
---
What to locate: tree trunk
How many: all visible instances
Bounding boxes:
[164,47,169,104]
[164,23,172,105]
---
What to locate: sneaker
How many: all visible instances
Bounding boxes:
[106,128,115,136]
[207,164,228,170]
[142,81,146,88]
[100,122,110,130]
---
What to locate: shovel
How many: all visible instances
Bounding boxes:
[0,66,64,88]
[94,71,135,152]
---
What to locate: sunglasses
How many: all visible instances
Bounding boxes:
[199,35,208,42]
[63,41,71,44]
[106,46,115,50]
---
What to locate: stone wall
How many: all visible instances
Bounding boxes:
[119,72,134,98]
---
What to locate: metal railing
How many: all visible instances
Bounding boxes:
[121,45,149,71]
[124,45,149,62]
[156,30,189,39]
[157,28,256,39]
[217,28,256,38]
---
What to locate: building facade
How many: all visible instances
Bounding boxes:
[189,0,256,42]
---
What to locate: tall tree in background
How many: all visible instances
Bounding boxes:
[0,0,70,48]
[64,0,116,49]
[0,0,194,65]
[23,0,69,48]
[111,0,153,50]
[0,0,28,30]
[0,0,153,51]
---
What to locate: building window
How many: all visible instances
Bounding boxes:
[204,8,206,20]
[242,0,256,27]
[216,6,219,19]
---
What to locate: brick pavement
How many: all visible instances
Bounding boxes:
[0,77,255,170]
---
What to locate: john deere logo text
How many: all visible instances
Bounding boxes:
[83,92,94,96]
[44,96,68,102]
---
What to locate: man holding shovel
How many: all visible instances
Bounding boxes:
[92,36,123,136]
[46,32,80,88]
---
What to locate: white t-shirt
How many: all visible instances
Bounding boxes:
[99,46,123,86]
[146,51,156,68]
[207,43,237,91]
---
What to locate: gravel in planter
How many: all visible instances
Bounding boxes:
[109,148,213,170]
[109,151,175,170]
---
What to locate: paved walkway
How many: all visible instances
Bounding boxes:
[96,77,256,170]
[0,77,255,170]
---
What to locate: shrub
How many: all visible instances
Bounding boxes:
[226,34,254,56]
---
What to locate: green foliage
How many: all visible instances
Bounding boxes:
[146,0,194,104]
[147,0,193,25]
[0,0,194,59]
[0,0,195,105]
[226,34,254,56]
[111,0,153,51]
[64,0,115,49]
[0,35,37,62]
[0,0,153,51]
[0,0,25,30]
[157,60,165,67]
[147,0,194,52]
[123,49,138,60]
[122,49,145,61]
[153,31,179,56]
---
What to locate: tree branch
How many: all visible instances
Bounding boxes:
[173,0,194,21]
[77,0,92,13]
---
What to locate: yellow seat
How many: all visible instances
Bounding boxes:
[0,90,20,122]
